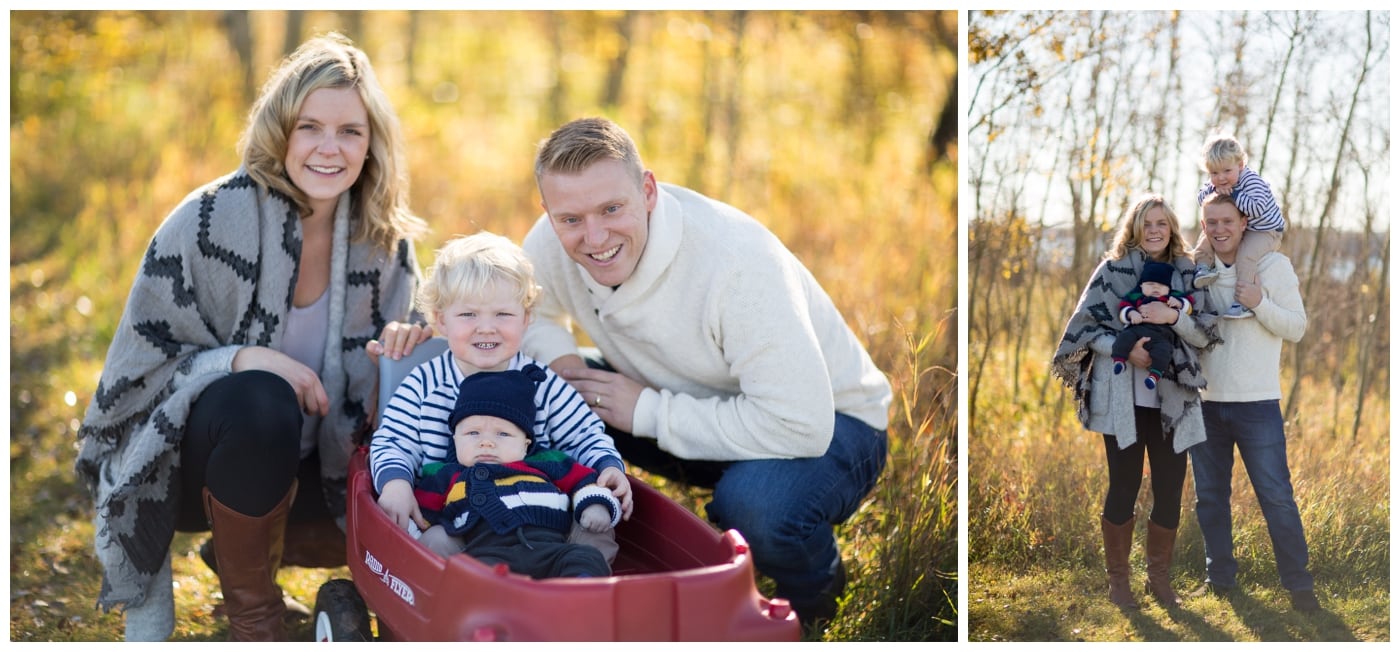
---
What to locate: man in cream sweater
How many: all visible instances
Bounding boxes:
[521,117,892,630]
[1189,193,1318,612]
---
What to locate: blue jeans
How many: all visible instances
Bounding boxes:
[705,413,888,602]
[584,348,887,603]
[1190,400,1313,591]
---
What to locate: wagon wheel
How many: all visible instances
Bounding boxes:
[313,579,373,642]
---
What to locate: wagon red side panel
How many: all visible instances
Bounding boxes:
[342,447,798,641]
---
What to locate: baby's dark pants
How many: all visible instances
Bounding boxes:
[1111,323,1176,372]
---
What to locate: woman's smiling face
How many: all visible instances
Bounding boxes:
[284,86,370,218]
[1138,206,1173,259]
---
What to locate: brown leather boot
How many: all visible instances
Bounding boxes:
[200,515,345,571]
[203,480,296,641]
[1101,515,1139,609]
[1144,520,1181,606]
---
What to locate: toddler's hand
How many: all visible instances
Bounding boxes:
[1129,311,1144,325]
[376,479,429,532]
[596,466,633,520]
[579,504,613,533]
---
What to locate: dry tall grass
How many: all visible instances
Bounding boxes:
[968,264,1390,641]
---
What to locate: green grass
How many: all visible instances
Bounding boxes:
[969,563,1388,642]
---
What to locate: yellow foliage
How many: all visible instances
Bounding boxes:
[10,10,958,642]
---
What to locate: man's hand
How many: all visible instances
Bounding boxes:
[558,367,646,434]
[376,479,429,532]
[596,466,633,520]
[1236,275,1264,309]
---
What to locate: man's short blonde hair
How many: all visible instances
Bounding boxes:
[534,117,646,191]
[417,232,539,319]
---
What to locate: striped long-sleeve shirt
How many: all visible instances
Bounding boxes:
[1197,165,1286,232]
[370,350,623,493]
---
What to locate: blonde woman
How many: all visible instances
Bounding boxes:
[1052,195,1218,609]
[77,34,429,641]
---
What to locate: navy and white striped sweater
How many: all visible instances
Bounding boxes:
[1197,165,1286,232]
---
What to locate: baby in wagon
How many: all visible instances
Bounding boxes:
[369,232,631,563]
[412,366,620,577]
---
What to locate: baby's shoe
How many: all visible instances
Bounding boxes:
[1112,359,1126,375]
[1193,265,1219,288]
[1144,372,1160,390]
[1222,303,1254,319]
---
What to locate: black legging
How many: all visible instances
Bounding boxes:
[175,370,330,531]
[1101,406,1187,529]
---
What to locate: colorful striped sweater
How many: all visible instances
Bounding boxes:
[413,449,622,536]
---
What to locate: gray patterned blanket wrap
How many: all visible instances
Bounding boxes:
[74,169,419,614]
[1051,248,1221,452]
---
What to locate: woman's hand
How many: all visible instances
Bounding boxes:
[366,321,433,364]
[1138,301,1179,325]
[376,479,429,532]
[558,367,646,434]
[596,466,634,520]
[232,346,329,416]
[1128,337,1154,369]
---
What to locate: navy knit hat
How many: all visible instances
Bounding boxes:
[449,365,547,437]
[1140,261,1175,288]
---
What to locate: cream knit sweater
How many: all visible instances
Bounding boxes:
[523,183,892,461]
[1198,252,1307,403]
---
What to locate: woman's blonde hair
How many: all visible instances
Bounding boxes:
[417,232,540,320]
[240,32,425,252]
[1106,194,1187,262]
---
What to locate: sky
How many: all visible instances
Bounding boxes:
[967,10,1391,234]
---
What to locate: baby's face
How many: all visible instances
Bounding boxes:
[453,414,530,465]
[1141,281,1170,298]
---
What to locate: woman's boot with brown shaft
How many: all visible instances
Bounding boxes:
[1101,515,1139,609]
[1144,520,1182,606]
[203,480,296,641]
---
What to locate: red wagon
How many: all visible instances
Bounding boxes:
[312,340,799,642]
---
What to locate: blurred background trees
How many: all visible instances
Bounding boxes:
[9,10,957,641]
[967,10,1389,434]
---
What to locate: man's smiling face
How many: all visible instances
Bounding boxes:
[540,159,657,288]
